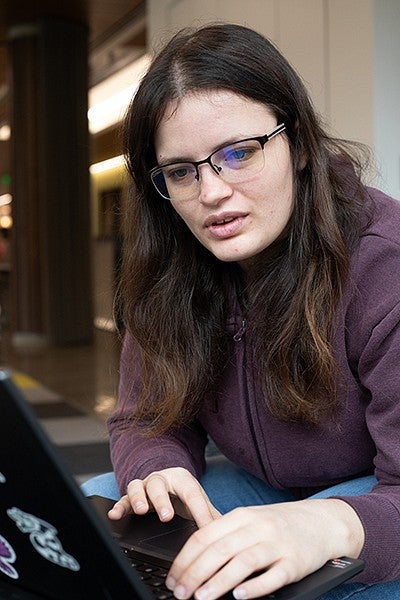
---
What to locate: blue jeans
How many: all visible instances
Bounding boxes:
[81,457,400,599]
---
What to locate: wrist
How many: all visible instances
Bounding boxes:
[304,498,365,558]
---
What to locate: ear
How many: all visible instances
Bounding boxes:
[291,120,308,171]
[298,151,308,171]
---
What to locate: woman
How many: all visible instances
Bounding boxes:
[83,23,400,599]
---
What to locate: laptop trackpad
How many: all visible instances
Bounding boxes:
[90,495,197,559]
[135,524,196,556]
[118,513,197,560]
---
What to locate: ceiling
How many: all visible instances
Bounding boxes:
[0,0,147,126]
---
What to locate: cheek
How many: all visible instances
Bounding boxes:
[249,170,294,229]
[245,172,293,209]
[171,202,188,222]
[170,202,199,234]
[264,162,294,208]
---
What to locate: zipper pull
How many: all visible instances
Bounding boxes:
[233,319,246,342]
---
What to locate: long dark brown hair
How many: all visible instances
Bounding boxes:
[118,23,367,433]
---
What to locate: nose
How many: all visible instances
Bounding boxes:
[197,164,233,206]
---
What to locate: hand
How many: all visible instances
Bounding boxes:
[108,467,220,528]
[166,498,365,600]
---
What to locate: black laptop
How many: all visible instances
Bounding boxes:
[0,369,364,599]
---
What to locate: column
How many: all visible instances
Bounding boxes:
[8,16,93,346]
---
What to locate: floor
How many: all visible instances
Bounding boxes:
[0,328,122,422]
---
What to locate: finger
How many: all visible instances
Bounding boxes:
[233,560,295,600]
[168,537,244,599]
[171,508,248,577]
[193,543,277,600]
[178,482,221,528]
[168,517,252,597]
[108,495,133,520]
[126,479,151,515]
[145,473,175,521]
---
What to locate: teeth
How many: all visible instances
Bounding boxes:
[214,216,235,225]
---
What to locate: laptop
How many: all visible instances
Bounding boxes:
[0,369,364,599]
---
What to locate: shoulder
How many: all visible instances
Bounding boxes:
[352,187,400,280]
[338,189,400,370]
[345,188,400,337]
[361,187,400,243]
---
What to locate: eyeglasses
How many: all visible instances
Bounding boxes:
[149,123,286,202]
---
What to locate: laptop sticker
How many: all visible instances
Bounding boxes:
[0,534,19,579]
[7,507,80,572]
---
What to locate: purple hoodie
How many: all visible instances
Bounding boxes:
[108,187,400,583]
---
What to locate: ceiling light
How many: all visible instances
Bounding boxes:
[88,54,151,134]
[0,194,12,207]
[89,155,125,174]
[0,125,11,141]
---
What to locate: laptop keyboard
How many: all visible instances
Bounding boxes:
[121,547,174,599]
[121,547,277,600]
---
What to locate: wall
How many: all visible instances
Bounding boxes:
[373,0,400,199]
[90,165,128,329]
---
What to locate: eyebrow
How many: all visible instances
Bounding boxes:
[157,155,193,168]
[157,134,252,168]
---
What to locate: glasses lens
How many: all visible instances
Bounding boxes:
[152,164,197,201]
[212,140,264,182]
[150,138,266,201]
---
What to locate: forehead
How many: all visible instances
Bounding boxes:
[155,90,276,160]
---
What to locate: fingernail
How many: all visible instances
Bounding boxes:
[160,508,170,520]
[165,576,176,590]
[134,501,146,511]
[174,584,187,599]
[195,587,211,600]
[233,588,248,600]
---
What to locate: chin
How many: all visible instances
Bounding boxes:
[212,249,259,265]
[204,238,265,265]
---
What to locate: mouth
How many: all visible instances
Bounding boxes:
[212,216,236,226]
[204,212,247,228]
[204,212,248,239]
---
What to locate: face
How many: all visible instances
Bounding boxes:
[154,90,294,267]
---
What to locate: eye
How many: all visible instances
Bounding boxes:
[228,148,254,161]
[164,164,195,183]
[219,142,259,168]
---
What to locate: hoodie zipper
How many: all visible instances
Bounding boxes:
[233,319,247,342]
[236,322,270,482]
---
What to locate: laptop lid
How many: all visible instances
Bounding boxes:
[0,369,153,600]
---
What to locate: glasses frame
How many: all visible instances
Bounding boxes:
[149,122,286,201]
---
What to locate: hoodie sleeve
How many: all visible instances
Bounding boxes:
[335,198,400,582]
[340,299,400,581]
[107,333,208,495]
